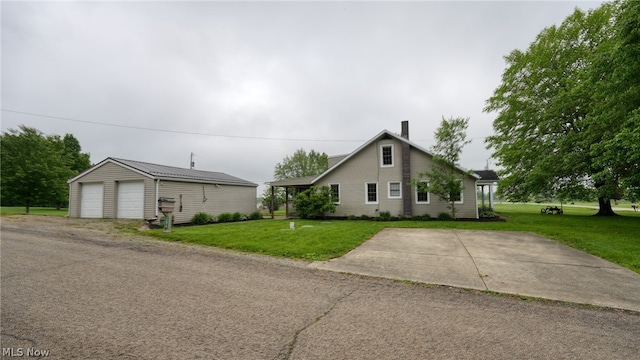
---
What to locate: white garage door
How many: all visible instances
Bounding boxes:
[80,183,104,218]
[117,182,145,219]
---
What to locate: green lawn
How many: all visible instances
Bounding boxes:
[150,220,386,261]
[1,206,68,216]
[148,204,640,274]
[3,204,637,274]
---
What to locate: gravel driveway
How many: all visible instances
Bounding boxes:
[2,216,639,359]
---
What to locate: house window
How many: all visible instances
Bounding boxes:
[365,182,378,204]
[380,145,394,167]
[388,182,402,199]
[450,180,464,204]
[330,184,340,204]
[416,181,430,204]
[451,190,464,204]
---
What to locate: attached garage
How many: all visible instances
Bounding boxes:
[68,157,258,224]
[80,183,103,218]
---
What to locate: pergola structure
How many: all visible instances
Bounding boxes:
[474,170,500,208]
[266,176,315,219]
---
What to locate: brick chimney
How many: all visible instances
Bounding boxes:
[401,120,409,140]
[401,121,412,217]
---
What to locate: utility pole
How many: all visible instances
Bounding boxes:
[190,152,195,169]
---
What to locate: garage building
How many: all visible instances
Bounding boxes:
[68,157,258,224]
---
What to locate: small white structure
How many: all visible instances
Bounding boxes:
[474,170,500,209]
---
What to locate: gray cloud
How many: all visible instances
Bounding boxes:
[1,1,604,189]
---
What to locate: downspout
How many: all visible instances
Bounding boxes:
[67,183,71,217]
[155,179,160,218]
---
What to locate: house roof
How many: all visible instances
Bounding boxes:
[328,154,348,168]
[68,157,257,187]
[268,129,480,187]
[267,175,317,187]
[313,129,480,183]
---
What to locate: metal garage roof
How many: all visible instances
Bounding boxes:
[69,157,257,187]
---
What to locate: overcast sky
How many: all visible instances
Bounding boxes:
[2,1,604,191]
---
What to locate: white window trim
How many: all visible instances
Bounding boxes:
[380,144,394,167]
[415,181,430,204]
[387,181,402,199]
[365,182,379,204]
[329,183,341,205]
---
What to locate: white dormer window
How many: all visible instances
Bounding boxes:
[380,145,394,167]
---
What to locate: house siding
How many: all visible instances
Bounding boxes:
[318,138,406,217]
[158,181,257,224]
[314,137,478,219]
[410,150,477,219]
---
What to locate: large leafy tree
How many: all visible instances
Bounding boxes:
[274,149,329,180]
[416,116,471,219]
[1,126,91,212]
[484,1,638,215]
[588,0,640,206]
[63,134,92,175]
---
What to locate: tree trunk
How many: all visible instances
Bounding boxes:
[595,196,617,216]
[25,205,30,214]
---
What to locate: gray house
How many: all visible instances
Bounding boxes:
[268,121,481,219]
[67,157,257,224]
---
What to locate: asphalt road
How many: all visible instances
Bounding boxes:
[1,216,639,359]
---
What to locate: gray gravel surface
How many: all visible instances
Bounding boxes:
[1,216,639,359]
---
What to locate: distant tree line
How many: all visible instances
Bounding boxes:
[1,125,92,212]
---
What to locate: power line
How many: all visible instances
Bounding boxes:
[1,108,490,143]
[0,109,365,143]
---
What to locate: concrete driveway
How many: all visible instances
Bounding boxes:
[310,229,640,312]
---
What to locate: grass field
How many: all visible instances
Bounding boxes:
[0,207,68,216]
[149,203,640,274]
